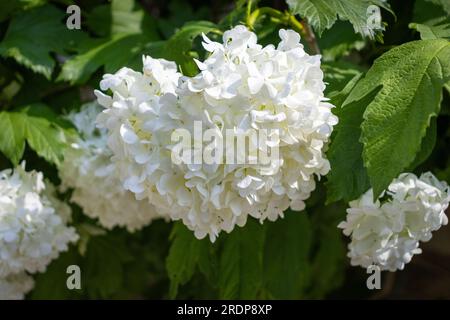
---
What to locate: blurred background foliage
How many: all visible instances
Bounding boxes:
[0,0,449,299]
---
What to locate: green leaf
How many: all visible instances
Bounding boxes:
[86,0,159,38]
[157,0,211,38]
[0,4,85,79]
[322,61,364,105]
[166,223,206,298]
[58,34,164,84]
[326,89,380,203]
[0,112,26,164]
[163,21,221,76]
[409,17,450,40]
[110,0,158,37]
[425,0,450,16]
[218,220,265,299]
[413,0,448,23]
[408,117,437,170]
[59,20,218,83]
[286,0,392,38]
[0,104,69,165]
[0,0,46,22]
[318,22,366,62]
[263,211,312,299]
[344,40,450,197]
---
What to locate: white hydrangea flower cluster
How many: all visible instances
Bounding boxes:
[0,164,78,299]
[339,172,450,271]
[58,103,162,232]
[96,26,337,241]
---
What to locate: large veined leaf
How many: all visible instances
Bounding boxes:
[263,211,312,299]
[218,220,265,299]
[0,4,85,79]
[344,39,450,197]
[286,0,392,37]
[0,104,71,165]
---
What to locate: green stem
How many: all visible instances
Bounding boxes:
[245,7,320,55]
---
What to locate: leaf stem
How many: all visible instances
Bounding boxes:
[299,19,321,55]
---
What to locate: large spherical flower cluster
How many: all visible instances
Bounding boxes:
[96,26,337,241]
[339,172,450,271]
[0,164,78,299]
[58,103,162,232]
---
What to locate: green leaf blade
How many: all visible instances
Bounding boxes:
[345,39,450,197]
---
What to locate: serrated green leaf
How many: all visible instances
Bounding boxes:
[286,0,392,38]
[326,89,380,203]
[0,4,85,79]
[263,211,312,299]
[0,104,69,165]
[218,220,265,299]
[410,17,450,40]
[344,39,450,197]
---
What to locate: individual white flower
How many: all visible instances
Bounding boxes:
[0,272,34,300]
[0,164,78,277]
[339,172,450,271]
[96,27,337,241]
[58,102,164,232]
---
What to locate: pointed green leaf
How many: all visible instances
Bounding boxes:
[344,39,450,197]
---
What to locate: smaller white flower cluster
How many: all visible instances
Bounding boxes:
[0,164,78,299]
[339,172,450,271]
[58,103,162,232]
